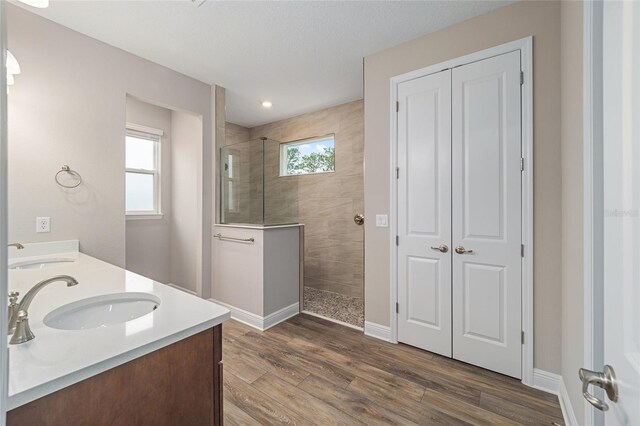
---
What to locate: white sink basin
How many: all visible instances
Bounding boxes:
[9,258,76,270]
[43,293,161,330]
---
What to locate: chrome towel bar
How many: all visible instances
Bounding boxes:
[214,233,255,243]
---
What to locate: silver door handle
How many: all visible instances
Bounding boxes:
[455,246,473,254]
[430,244,448,253]
[579,365,618,411]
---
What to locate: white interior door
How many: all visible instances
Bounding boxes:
[451,51,522,378]
[596,1,640,423]
[397,70,452,357]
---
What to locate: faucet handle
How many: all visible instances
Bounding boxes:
[7,292,19,335]
[10,310,35,345]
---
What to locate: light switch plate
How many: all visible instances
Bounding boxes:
[375,214,388,227]
[36,217,50,233]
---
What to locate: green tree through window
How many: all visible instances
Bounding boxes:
[281,136,335,176]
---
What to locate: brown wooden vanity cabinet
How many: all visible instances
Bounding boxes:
[8,325,223,426]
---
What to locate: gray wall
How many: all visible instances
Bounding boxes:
[263,227,301,315]
[363,0,562,373]
[7,4,214,297]
[125,97,172,284]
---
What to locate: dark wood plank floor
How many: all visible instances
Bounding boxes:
[222,314,564,425]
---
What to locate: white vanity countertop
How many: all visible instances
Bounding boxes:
[7,245,230,410]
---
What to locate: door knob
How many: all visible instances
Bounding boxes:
[455,246,473,254]
[430,244,449,253]
[579,365,618,411]
[354,214,364,226]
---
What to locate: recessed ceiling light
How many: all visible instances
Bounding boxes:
[262,101,272,108]
[17,0,49,8]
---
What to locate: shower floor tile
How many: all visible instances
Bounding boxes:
[303,287,364,328]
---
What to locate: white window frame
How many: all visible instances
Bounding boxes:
[125,123,163,219]
[279,134,336,177]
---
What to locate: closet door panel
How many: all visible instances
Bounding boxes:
[397,70,452,357]
[452,50,522,378]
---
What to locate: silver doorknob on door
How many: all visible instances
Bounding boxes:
[430,244,448,253]
[455,246,473,254]
[579,365,618,411]
[354,214,364,226]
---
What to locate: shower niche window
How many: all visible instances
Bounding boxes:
[279,134,335,176]
[221,137,299,225]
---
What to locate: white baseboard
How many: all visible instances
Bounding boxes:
[264,303,300,330]
[532,369,578,426]
[210,299,264,329]
[165,283,198,296]
[557,375,579,426]
[364,321,391,342]
[209,299,299,331]
[532,368,561,394]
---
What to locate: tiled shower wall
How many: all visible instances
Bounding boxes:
[246,100,364,298]
[225,122,250,146]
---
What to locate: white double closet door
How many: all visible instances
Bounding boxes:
[397,50,522,379]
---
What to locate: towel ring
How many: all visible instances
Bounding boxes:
[55,165,82,189]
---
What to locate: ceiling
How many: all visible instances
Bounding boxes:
[19,0,513,127]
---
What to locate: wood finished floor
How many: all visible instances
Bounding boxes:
[222,314,564,426]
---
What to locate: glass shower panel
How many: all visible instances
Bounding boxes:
[263,138,298,225]
[220,138,298,225]
[220,140,264,224]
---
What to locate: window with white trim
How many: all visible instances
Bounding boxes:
[125,127,161,215]
[279,135,335,176]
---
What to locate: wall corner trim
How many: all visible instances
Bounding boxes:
[364,321,392,342]
[208,299,299,331]
[532,369,579,426]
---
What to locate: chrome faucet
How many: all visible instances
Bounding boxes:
[8,242,24,250]
[9,275,79,345]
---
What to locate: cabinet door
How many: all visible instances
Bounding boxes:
[451,50,522,378]
[397,69,452,357]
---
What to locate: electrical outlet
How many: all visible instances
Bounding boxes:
[36,217,50,233]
